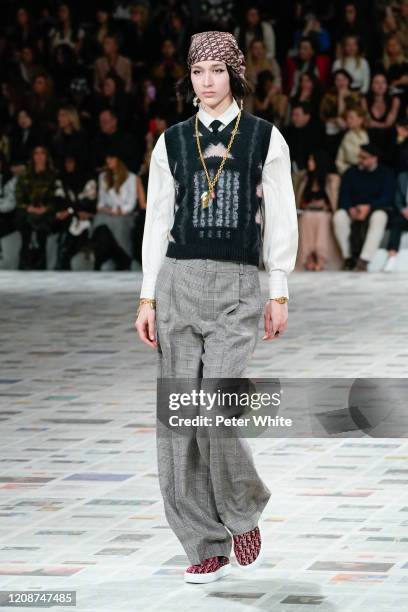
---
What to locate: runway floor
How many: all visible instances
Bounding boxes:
[0,269,407,612]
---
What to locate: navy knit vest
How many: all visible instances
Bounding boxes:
[164,110,273,265]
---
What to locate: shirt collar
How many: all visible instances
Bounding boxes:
[198,98,240,130]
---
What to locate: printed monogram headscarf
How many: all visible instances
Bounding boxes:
[187,30,246,79]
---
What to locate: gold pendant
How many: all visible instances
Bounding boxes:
[201,191,211,208]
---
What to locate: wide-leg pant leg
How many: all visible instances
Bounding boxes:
[155,257,232,564]
[198,260,272,536]
[155,256,271,564]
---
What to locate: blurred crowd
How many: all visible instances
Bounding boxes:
[0,0,407,272]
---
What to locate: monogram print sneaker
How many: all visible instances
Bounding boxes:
[233,525,265,571]
[184,555,231,583]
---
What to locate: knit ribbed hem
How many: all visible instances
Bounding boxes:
[166,242,259,266]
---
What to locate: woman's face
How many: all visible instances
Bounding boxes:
[386,36,401,57]
[130,6,143,24]
[106,155,118,171]
[251,41,265,59]
[162,39,175,58]
[345,4,356,23]
[344,36,358,57]
[58,4,70,23]
[33,76,46,94]
[247,8,259,26]
[300,74,313,93]
[372,74,387,96]
[17,8,29,27]
[18,110,32,129]
[21,47,34,64]
[346,110,363,129]
[103,78,116,97]
[58,109,71,130]
[191,60,231,110]
[96,10,109,24]
[33,147,47,167]
[103,37,117,56]
[335,73,350,90]
[170,14,182,29]
[299,41,313,61]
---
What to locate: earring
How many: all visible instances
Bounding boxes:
[240,98,244,110]
[193,95,200,107]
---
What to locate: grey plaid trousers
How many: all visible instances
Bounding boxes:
[155,256,271,565]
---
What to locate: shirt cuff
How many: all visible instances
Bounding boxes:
[139,275,156,300]
[268,270,289,299]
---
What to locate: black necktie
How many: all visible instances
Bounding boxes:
[210,119,223,134]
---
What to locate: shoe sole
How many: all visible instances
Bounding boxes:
[234,525,266,573]
[184,562,231,584]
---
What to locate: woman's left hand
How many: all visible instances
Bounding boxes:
[262,300,288,340]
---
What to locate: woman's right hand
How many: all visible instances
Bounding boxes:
[135,304,158,348]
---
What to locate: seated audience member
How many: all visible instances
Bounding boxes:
[288,70,322,123]
[375,34,408,100]
[252,70,288,126]
[122,1,159,81]
[245,38,282,97]
[362,72,400,160]
[391,117,408,172]
[292,13,331,55]
[234,6,276,60]
[151,38,184,122]
[297,150,339,271]
[9,108,42,176]
[283,102,324,195]
[334,2,371,59]
[25,72,59,134]
[0,153,18,241]
[14,45,45,90]
[94,73,132,128]
[333,143,395,271]
[94,34,132,93]
[67,77,94,134]
[48,2,86,58]
[50,43,85,99]
[82,3,115,64]
[332,34,370,93]
[11,5,42,58]
[91,149,145,270]
[320,69,361,159]
[335,106,369,174]
[92,108,141,173]
[383,170,408,272]
[286,36,321,97]
[14,145,59,270]
[51,105,88,171]
[54,155,97,270]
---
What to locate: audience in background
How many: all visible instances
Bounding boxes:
[14,145,58,269]
[297,150,338,271]
[333,143,395,271]
[0,1,406,274]
[92,149,144,271]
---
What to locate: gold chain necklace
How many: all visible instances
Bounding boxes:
[194,110,241,208]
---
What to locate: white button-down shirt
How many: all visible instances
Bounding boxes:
[140,98,298,299]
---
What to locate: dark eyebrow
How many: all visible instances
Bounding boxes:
[192,63,225,69]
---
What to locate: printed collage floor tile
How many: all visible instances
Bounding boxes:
[0,270,407,612]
